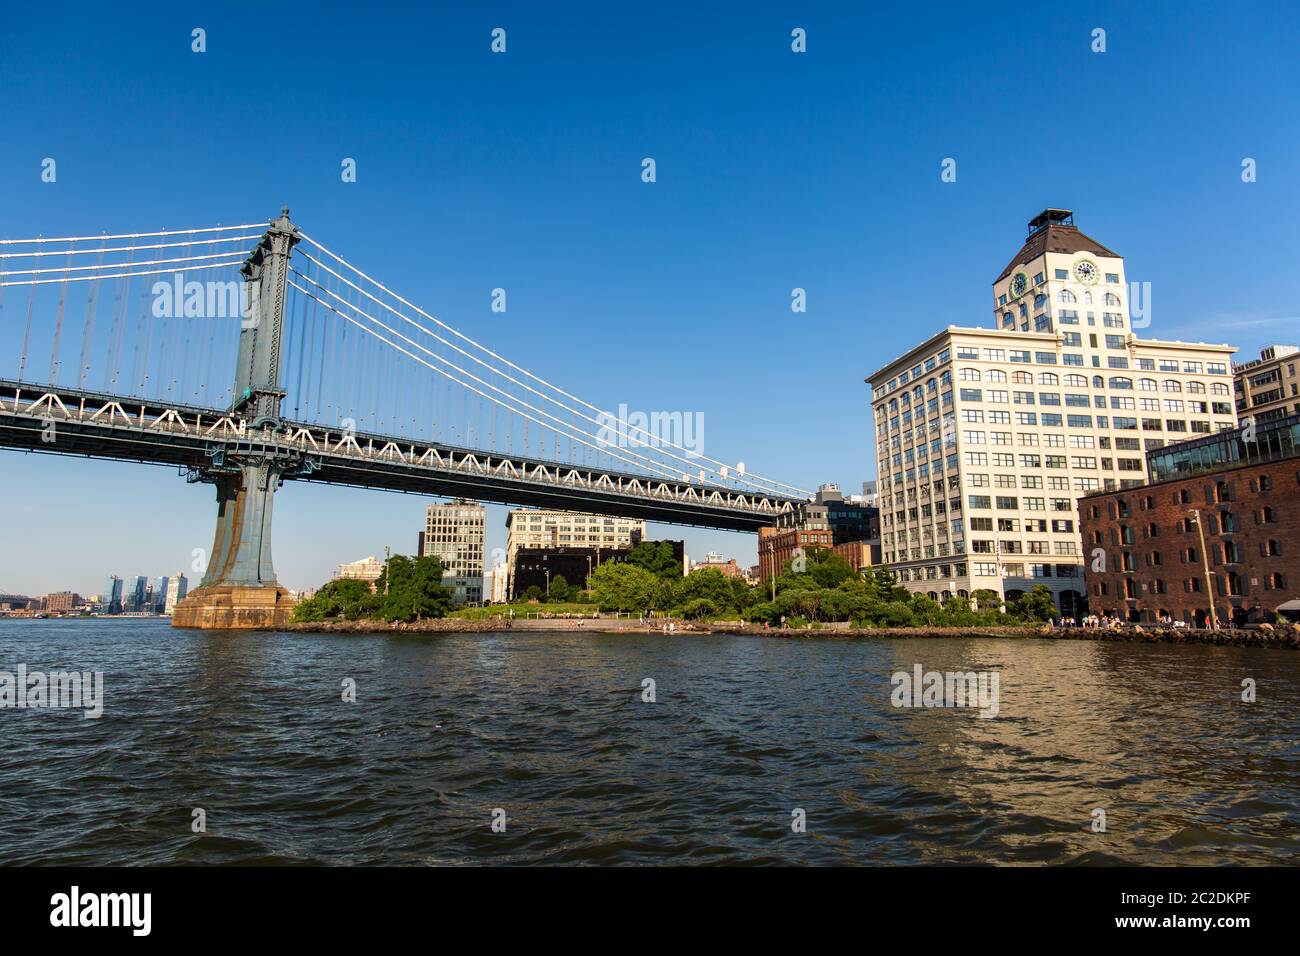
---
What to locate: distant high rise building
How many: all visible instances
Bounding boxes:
[418,499,486,605]
[153,576,169,613]
[101,575,123,614]
[490,563,508,603]
[128,576,148,613]
[164,574,188,614]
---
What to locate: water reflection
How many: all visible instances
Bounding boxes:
[0,620,1294,865]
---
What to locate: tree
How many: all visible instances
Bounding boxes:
[626,541,683,580]
[589,562,662,612]
[374,554,454,621]
[291,577,378,623]
[1009,585,1057,622]
[677,568,735,609]
[547,575,574,603]
[971,589,1003,614]
[681,598,718,620]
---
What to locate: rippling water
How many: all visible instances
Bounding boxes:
[0,618,1295,865]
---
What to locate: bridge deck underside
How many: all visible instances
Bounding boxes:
[0,382,793,532]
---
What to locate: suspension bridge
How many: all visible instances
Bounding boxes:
[0,210,809,627]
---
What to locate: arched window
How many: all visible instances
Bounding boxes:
[959,367,981,381]
[1188,381,1206,394]
[1065,374,1087,387]
[1092,375,1105,389]
[1162,379,1182,392]
[1139,378,1157,391]
[1211,383,1229,395]
[986,369,1007,382]
[1083,291,1093,305]
[1059,289,1076,303]
[1012,371,1033,384]
[1104,292,1121,306]
[1109,376,1133,389]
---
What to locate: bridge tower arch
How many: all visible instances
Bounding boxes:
[172,209,305,630]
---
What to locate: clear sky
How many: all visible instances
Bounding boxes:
[2,2,1298,597]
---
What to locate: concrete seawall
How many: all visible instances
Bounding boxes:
[279,617,1300,647]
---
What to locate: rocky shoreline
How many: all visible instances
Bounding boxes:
[279,616,1300,647]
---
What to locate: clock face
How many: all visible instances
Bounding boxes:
[1073,260,1099,284]
[1010,272,1028,297]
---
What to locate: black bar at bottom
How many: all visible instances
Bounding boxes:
[0,865,1285,941]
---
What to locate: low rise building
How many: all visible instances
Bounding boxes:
[1234,344,1300,424]
[693,552,742,577]
[337,556,384,586]
[1079,414,1299,626]
[758,483,880,581]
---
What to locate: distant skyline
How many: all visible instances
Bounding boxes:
[3,2,1299,595]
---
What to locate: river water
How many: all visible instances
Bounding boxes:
[0,618,1295,865]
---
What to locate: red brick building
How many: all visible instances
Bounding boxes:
[758,483,880,582]
[1079,416,1299,625]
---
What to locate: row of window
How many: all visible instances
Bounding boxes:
[1095,572,1287,599]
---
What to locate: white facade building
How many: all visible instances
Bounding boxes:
[505,509,644,582]
[867,209,1237,614]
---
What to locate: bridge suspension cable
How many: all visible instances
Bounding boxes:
[294,232,811,498]
[0,223,256,407]
[288,270,702,486]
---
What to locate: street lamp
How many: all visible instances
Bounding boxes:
[1187,509,1219,629]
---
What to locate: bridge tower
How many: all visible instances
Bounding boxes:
[172,209,306,630]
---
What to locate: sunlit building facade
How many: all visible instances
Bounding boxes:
[867,210,1237,613]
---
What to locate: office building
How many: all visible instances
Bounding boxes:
[505,509,644,585]
[101,575,123,614]
[152,576,169,613]
[1080,415,1299,626]
[867,209,1237,613]
[418,499,486,605]
[164,574,189,614]
[1234,344,1300,424]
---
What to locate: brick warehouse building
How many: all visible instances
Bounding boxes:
[1079,415,1300,625]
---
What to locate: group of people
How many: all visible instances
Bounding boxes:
[1052,613,1192,629]
[1051,614,1129,630]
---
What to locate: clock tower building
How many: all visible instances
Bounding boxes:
[992,208,1127,338]
[866,208,1239,618]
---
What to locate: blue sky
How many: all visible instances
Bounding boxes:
[2,2,1298,597]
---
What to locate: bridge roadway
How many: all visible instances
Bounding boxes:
[0,379,799,532]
